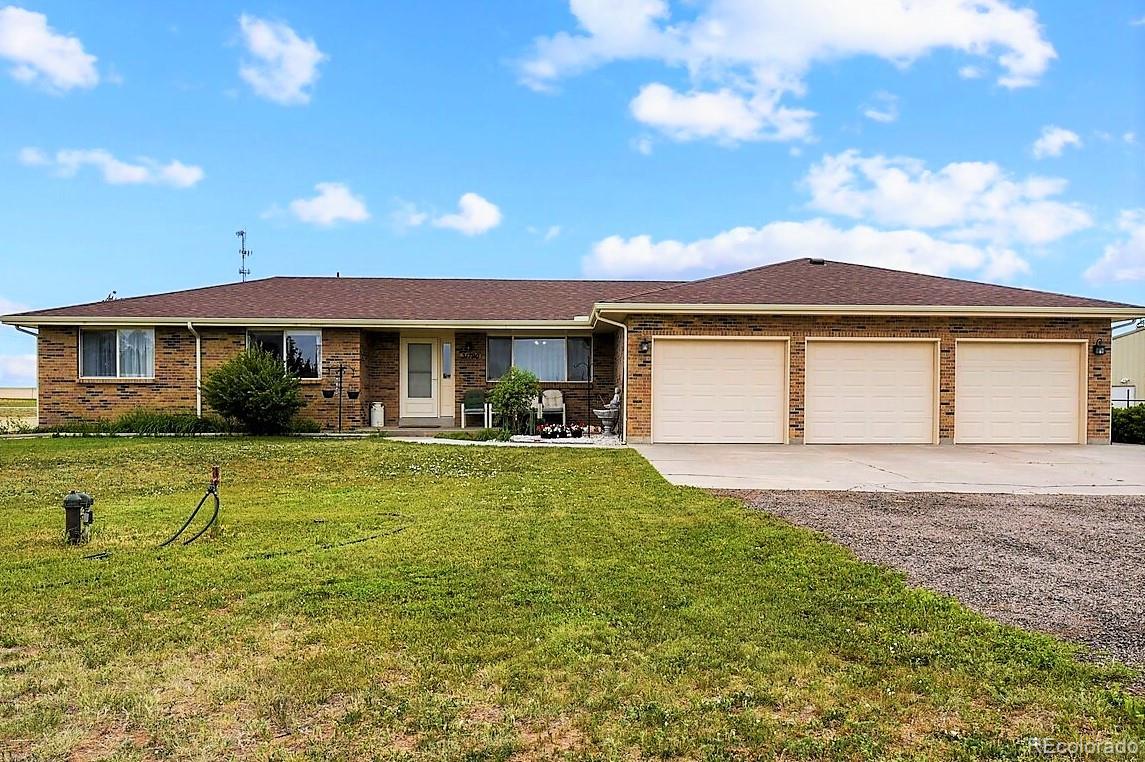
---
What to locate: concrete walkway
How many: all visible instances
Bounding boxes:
[632,443,1145,494]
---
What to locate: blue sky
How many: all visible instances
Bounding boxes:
[1,0,1143,384]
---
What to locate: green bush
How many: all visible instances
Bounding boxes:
[289,417,322,434]
[434,428,511,442]
[487,366,540,435]
[1112,405,1145,444]
[202,349,305,435]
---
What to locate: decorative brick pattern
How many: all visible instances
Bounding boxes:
[452,331,618,427]
[622,314,1112,444]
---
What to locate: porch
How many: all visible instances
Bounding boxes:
[353,327,620,432]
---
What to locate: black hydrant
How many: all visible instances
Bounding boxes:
[63,491,94,544]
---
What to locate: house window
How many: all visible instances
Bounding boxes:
[247,330,321,379]
[442,342,453,379]
[80,328,155,378]
[487,336,593,382]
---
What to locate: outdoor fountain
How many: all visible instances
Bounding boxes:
[593,387,622,437]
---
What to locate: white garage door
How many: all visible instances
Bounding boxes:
[805,341,936,444]
[956,342,1084,444]
[652,339,786,443]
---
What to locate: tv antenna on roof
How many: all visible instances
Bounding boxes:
[236,230,252,282]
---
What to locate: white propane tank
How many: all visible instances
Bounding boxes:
[369,402,385,428]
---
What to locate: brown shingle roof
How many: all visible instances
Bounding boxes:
[5,259,1137,323]
[11,276,680,322]
[611,259,1138,309]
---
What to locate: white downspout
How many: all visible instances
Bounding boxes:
[593,313,627,444]
[187,322,201,417]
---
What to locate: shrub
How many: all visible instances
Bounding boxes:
[487,367,540,435]
[289,417,322,434]
[435,428,511,442]
[202,349,305,435]
[1112,405,1145,444]
[36,409,232,436]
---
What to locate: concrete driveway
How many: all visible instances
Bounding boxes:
[632,443,1145,494]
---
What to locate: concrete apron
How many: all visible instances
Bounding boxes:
[632,443,1145,495]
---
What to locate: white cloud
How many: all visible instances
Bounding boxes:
[389,199,429,232]
[0,353,35,386]
[1032,125,1082,159]
[583,218,1021,280]
[543,225,561,241]
[804,150,1091,245]
[861,91,899,124]
[1085,210,1145,283]
[238,14,326,105]
[289,182,370,226]
[630,81,814,143]
[0,6,98,91]
[632,135,654,155]
[1132,15,1145,26]
[20,147,204,188]
[958,65,984,79]
[1125,131,1137,145]
[432,193,502,235]
[520,0,1055,144]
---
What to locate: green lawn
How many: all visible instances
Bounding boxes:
[0,398,35,408]
[0,438,1140,760]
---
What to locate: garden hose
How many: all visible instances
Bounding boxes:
[158,467,221,548]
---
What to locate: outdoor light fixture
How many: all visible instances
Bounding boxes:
[638,339,651,354]
[1093,340,1108,356]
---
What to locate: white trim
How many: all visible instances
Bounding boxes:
[952,339,1088,445]
[649,336,791,445]
[593,304,1141,319]
[78,327,156,380]
[7,316,592,329]
[803,337,941,445]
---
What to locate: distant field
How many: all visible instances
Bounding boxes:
[0,398,37,431]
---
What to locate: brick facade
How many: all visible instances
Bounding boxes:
[37,325,365,430]
[36,325,621,432]
[621,314,1112,444]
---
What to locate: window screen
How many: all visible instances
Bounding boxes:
[80,330,117,377]
[567,337,592,382]
[487,337,512,380]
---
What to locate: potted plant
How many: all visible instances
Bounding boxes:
[570,423,585,438]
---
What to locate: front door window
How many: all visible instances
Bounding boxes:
[407,342,433,399]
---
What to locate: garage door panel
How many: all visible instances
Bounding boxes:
[955,342,1082,444]
[805,341,936,444]
[652,339,786,443]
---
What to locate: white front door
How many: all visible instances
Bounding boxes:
[400,337,438,418]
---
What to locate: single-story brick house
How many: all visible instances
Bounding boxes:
[4,258,1140,444]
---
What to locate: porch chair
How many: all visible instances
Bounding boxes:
[539,389,566,425]
[460,389,489,429]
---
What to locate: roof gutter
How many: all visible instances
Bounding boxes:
[0,316,594,329]
[593,303,1144,319]
[592,314,627,444]
[14,325,37,338]
[187,322,201,417]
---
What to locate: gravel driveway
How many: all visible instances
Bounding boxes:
[722,490,1145,668]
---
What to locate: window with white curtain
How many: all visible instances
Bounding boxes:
[80,328,155,378]
[486,335,593,382]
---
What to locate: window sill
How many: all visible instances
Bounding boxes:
[486,380,593,385]
[78,377,156,384]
